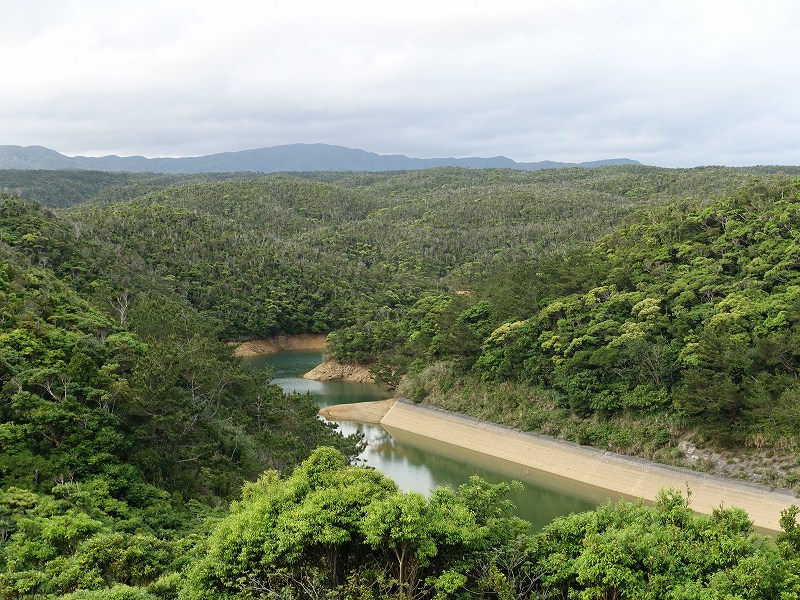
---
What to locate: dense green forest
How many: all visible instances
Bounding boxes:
[369,179,800,489]
[3,165,800,597]
[0,170,252,209]
[0,196,360,597]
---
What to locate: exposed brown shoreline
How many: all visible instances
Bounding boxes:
[304,359,375,383]
[234,335,375,383]
[233,334,327,357]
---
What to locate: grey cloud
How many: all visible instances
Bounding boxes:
[2,0,799,166]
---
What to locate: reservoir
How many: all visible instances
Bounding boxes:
[245,350,621,529]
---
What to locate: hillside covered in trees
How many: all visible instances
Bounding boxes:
[358,178,800,488]
[0,196,361,597]
[3,165,800,597]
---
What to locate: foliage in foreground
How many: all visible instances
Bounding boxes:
[182,447,800,600]
[0,197,361,597]
[4,168,800,597]
[4,445,800,599]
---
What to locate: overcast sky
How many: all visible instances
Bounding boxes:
[2,0,798,167]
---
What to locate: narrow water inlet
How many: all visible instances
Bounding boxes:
[243,349,606,529]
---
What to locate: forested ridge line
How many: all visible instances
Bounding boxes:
[60,165,796,338]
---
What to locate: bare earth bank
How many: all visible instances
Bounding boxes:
[233,334,327,357]
[303,359,375,383]
[373,400,795,532]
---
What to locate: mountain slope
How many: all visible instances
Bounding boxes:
[0,143,640,173]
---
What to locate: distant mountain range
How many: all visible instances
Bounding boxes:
[0,143,640,174]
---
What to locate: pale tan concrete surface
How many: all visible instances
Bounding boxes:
[319,399,396,424]
[380,401,799,531]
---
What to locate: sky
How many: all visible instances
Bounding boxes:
[1,0,798,167]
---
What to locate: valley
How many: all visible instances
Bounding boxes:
[2,164,800,597]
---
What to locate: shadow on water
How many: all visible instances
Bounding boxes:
[244,349,620,529]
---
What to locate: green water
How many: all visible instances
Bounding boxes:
[245,350,620,529]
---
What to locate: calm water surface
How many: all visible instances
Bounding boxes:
[245,350,621,529]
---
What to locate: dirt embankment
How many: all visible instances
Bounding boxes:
[233,334,327,357]
[303,359,375,383]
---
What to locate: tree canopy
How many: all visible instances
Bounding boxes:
[3,165,800,597]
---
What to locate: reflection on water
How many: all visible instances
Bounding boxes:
[244,349,612,529]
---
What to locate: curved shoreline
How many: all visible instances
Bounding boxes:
[370,400,796,531]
